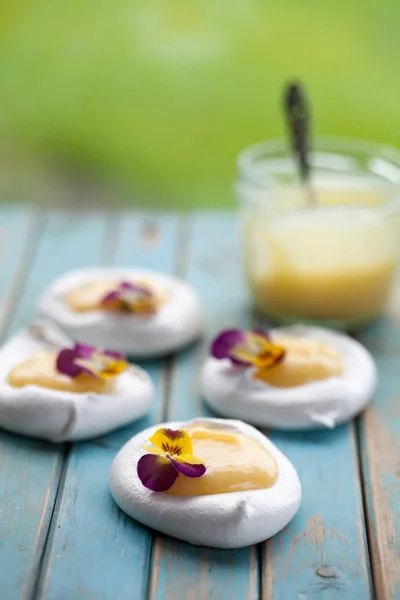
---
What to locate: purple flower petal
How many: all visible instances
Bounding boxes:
[56,342,126,379]
[102,281,153,305]
[169,457,206,479]
[210,329,246,360]
[229,355,252,366]
[74,342,95,359]
[56,348,84,378]
[103,349,125,361]
[102,290,121,303]
[120,281,135,290]
[137,454,179,492]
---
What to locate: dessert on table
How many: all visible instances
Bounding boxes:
[38,267,204,357]
[200,326,377,429]
[110,418,301,548]
[0,320,153,441]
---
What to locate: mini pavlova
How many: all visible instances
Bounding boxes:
[38,267,204,357]
[110,417,301,548]
[0,320,153,441]
[200,326,376,429]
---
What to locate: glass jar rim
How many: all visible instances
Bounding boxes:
[237,136,400,188]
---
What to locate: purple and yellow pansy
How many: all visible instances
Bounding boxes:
[100,281,158,314]
[56,343,128,381]
[211,329,285,372]
[137,428,206,492]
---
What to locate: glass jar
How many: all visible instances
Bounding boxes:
[236,137,400,328]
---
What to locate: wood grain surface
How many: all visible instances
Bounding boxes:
[357,291,400,600]
[0,207,398,599]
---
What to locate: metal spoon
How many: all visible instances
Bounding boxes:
[284,81,316,207]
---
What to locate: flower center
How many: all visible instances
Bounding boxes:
[230,334,285,370]
[161,442,183,455]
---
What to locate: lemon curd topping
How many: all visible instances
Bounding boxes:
[166,426,278,496]
[7,352,114,394]
[66,281,118,312]
[254,336,344,388]
[66,280,167,313]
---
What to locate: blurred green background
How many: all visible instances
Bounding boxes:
[0,0,399,208]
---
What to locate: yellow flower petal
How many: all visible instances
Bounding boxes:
[148,428,193,456]
[141,445,163,455]
[174,453,205,466]
[231,333,286,370]
[100,359,129,379]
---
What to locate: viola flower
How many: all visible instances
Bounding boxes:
[56,343,128,381]
[100,281,158,314]
[211,329,285,370]
[137,428,206,492]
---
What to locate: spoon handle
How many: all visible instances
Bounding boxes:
[284,82,316,206]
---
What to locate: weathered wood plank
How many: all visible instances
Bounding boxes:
[38,445,153,600]
[37,213,182,600]
[150,213,259,600]
[0,205,42,600]
[6,210,108,338]
[357,291,400,600]
[0,210,108,600]
[254,268,372,594]
[263,425,372,600]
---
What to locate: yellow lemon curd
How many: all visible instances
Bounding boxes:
[66,280,166,312]
[66,280,122,312]
[243,203,398,324]
[167,426,278,496]
[7,352,113,394]
[254,335,343,387]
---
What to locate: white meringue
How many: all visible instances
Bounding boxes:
[37,267,204,357]
[110,418,301,548]
[0,321,153,442]
[200,326,376,430]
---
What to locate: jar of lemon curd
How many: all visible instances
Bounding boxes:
[236,138,400,328]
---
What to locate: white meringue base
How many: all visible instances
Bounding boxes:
[110,418,301,548]
[38,267,204,357]
[200,327,377,430]
[0,325,154,442]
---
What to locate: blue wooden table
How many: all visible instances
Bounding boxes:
[0,207,399,600]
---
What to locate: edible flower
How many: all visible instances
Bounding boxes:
[56,343,128,380]
[137,428,206,492]
[100,281,157,314]
[211,329,285,370]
